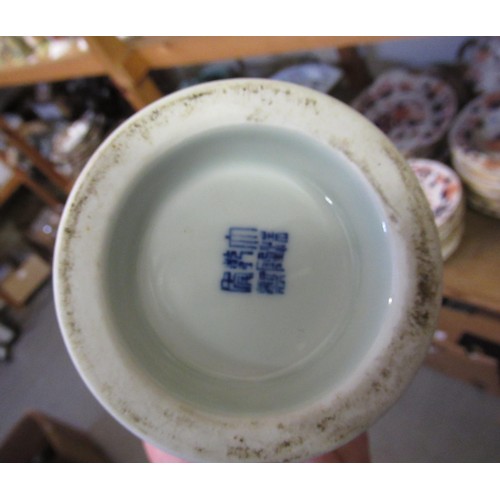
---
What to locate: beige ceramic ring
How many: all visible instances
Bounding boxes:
[54,78,442,462]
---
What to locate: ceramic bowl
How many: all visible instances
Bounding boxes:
[352,69,457,158]
[53,79,442,462]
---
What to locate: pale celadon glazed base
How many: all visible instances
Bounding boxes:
[54,79,442,462]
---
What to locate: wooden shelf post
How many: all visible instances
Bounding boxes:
[0,117,71,196]
[85,37,163,111]
[0,150,61,209]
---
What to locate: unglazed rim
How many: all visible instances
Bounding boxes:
[53,79,442,462]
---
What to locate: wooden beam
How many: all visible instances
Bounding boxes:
[135,36,402,69]
[0,117,71,195]
[337,46,373,94]
[443,210,500,313]
[0,174,23,206]
[0,36,405,89]
[13,169,62,209]
[85,36,163,111]
[0,150,61,209]
[0,49,104,88]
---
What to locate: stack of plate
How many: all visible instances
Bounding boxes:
[352,69,458,157]
[459,37,500,94]
[50,111,105,180]
[408,158,465,261]
[449,92,500,218]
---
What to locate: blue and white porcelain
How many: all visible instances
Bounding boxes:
[54,79,442,462]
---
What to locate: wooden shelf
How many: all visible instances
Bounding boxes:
[0,36,401,89]
[0,174,22,206]
[0,36,400,202]
[134,36,401,70]
[434,210,500,395]
[0,47,104,88]
[0,35,498,391]
[443,209,500,314]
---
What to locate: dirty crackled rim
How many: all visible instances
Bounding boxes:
[53,78,442,462]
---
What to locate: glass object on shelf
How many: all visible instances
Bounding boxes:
[0,37,88,67]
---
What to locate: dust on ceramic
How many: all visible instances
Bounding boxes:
[53,78,442,462]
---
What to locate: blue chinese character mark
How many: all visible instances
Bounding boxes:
[225,227,258,250]
[257,271,286,295]
[221,271,254,293]
[261,231,289,244]
[221,227,289,294]
[223,250,254,270]
[256,251,285,271]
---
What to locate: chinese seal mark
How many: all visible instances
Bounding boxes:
[221,227,289,295]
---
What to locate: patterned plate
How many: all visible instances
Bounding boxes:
[459,37,500,94]
[353,69,457,157]
[408,158,463,228]
[408,158,465,258]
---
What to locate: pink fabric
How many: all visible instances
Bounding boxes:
[143,442,187,463]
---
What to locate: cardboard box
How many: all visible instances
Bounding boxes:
[26,207,61,252]
[0,253,51,307]
[426,302,500,396]
[0,411,110,462]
